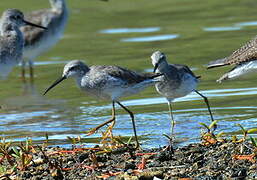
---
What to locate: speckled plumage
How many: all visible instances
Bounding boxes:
[20,0,68,78]
[208,36,257,68]
[207,36,257,82]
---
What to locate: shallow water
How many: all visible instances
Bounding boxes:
[0,0,257,148]
[99,27,161,34]
[203,27,242,32]
[120,34,179,42]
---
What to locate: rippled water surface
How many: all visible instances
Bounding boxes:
[1,0,257,148]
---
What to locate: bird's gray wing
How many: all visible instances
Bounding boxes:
[96,65,148,84]
[173,64,199,78]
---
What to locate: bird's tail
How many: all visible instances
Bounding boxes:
[150,73,164,79]
[149,73,164,82]
[141,72,164,83]
[207,58,228,69]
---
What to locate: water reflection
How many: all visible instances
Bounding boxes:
[1,85,257,147]
[235,21,257,27]
[99,27,161,34]
[78,87,257,109]
[34,61,69,66]
[203,26,242,32]
[121,34,179,42]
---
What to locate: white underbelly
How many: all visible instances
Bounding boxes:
[156,74,198,101]
[226,61,257,80]
[23,31,63,60]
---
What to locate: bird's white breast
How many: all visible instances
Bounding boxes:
[225,60,257,80]
[156,73,198,101]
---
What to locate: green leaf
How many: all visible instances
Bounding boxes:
[247,128,257,134]
[162,133,172,140]
[113,137,125,145]
[236,124,246,133]
[12,147,19,155]
[232,135,238,142]
[216,131,225,138]
[67,136,76,144]
[127,136,133,144]
[11,153,20,159]
[250,136,257,147]
[209,120,218,130]
[199,123,210,131]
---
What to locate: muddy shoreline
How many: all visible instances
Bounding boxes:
[1,135,256,180]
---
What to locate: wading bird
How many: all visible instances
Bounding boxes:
[151,51,214,134]
[43,60,163,148]
[0,9,46,79]
[20,0,68,79]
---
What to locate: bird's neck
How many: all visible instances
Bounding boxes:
[157,62,169,72]
[75,73,84,88]
[51,0,67,13]
[75,68,90,87]
[0,23,23,41]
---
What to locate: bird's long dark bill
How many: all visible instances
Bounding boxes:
[43,76,66,95]
[153,63,159,73]
[23,20,47,29]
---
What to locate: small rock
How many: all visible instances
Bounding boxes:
[124,162,136,170]
[78,153,89,163]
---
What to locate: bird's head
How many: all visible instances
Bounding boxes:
[43,60,89,95]
[1,9,47,29]
[151,51,167,73]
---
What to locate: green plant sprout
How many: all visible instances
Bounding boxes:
[11,146,33,170]
[0,137,14,166]
[236,124,257,141]
[66,135,83,147]
[199,120,218,134]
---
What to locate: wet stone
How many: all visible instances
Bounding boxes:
[157,150,173,162]
[124,162,136,170]
[78,153,89,163]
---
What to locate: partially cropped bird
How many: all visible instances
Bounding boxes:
[20,0,68,79]
[0,9,46,79]
[151,51,214,134]
[43,60,163,148]
[207,36,257,82]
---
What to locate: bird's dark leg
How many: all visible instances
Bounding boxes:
[116,101,139,149]
[21,59,26,81]
[194,90,215,123]
[86,101,116,136]
[29,59,34,82]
